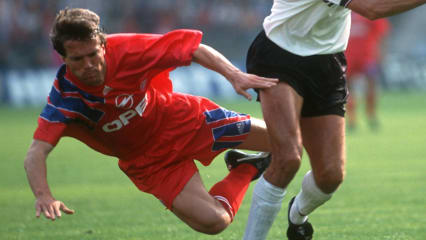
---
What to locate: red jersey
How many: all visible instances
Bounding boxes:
[346,12,390,64]
[34,30,203,159]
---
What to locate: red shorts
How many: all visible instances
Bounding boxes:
[118,92,251,209]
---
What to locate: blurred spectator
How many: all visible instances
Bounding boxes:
[0,0,269,69]
[345,12,391,131]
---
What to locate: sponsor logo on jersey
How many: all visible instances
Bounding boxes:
[103,95,148,132]
[115,94,134,109]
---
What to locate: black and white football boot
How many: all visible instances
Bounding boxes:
[224,149,271,181]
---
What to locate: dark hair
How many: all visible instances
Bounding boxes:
[50,8,106,56]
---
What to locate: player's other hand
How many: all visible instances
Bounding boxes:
[35,197,75,221]
[230,71,278,101]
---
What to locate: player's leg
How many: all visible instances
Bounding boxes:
[302,115,346,193]
[285,50,347,240]
[243,82,304,240]
[172,172,232,234]
[261,83,303,189]
[172,162,263,234]
[236,117,271,152]
[169,94,272,234]
[286,115,346,239]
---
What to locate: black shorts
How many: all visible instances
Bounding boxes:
[246,31,348,117]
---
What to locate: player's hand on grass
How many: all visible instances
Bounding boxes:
[229,71,278,101]
[35,197,75,221]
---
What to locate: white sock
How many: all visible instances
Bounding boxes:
[289,170,332,224]
[243,175,286,240]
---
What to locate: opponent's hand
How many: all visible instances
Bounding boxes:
[35,197,75,221]
[229,71,278,101]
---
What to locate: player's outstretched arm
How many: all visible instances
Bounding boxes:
[347,0,425,20]
[192,44,278,100]
[24,140,75,221]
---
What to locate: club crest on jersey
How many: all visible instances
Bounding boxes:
[115,94,134,109]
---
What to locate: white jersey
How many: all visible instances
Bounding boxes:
[263,0,351,56]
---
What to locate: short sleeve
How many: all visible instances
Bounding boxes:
[33,117,67,146]
[107,29,203,72]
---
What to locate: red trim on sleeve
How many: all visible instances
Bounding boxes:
[33,118,66,146]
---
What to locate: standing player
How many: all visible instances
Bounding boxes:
[23,8,279,235]
[241,0,426,240]
[346,12,390,131]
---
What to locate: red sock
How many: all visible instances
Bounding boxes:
[208,164,257,221]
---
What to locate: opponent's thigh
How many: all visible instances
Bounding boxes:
[259,82,304,187]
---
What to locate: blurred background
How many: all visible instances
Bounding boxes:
[0,0,425,106]
[1,2,425,239]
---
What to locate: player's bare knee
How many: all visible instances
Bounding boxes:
[271,149,302,175]
[197,215,230,235]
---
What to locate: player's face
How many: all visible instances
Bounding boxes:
[62,37,106,86]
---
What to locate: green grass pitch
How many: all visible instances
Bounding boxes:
[0,91,425,240]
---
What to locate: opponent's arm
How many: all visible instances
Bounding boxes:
[346,0,425,20]
[192,44,278,100]
[24,139,74,220]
